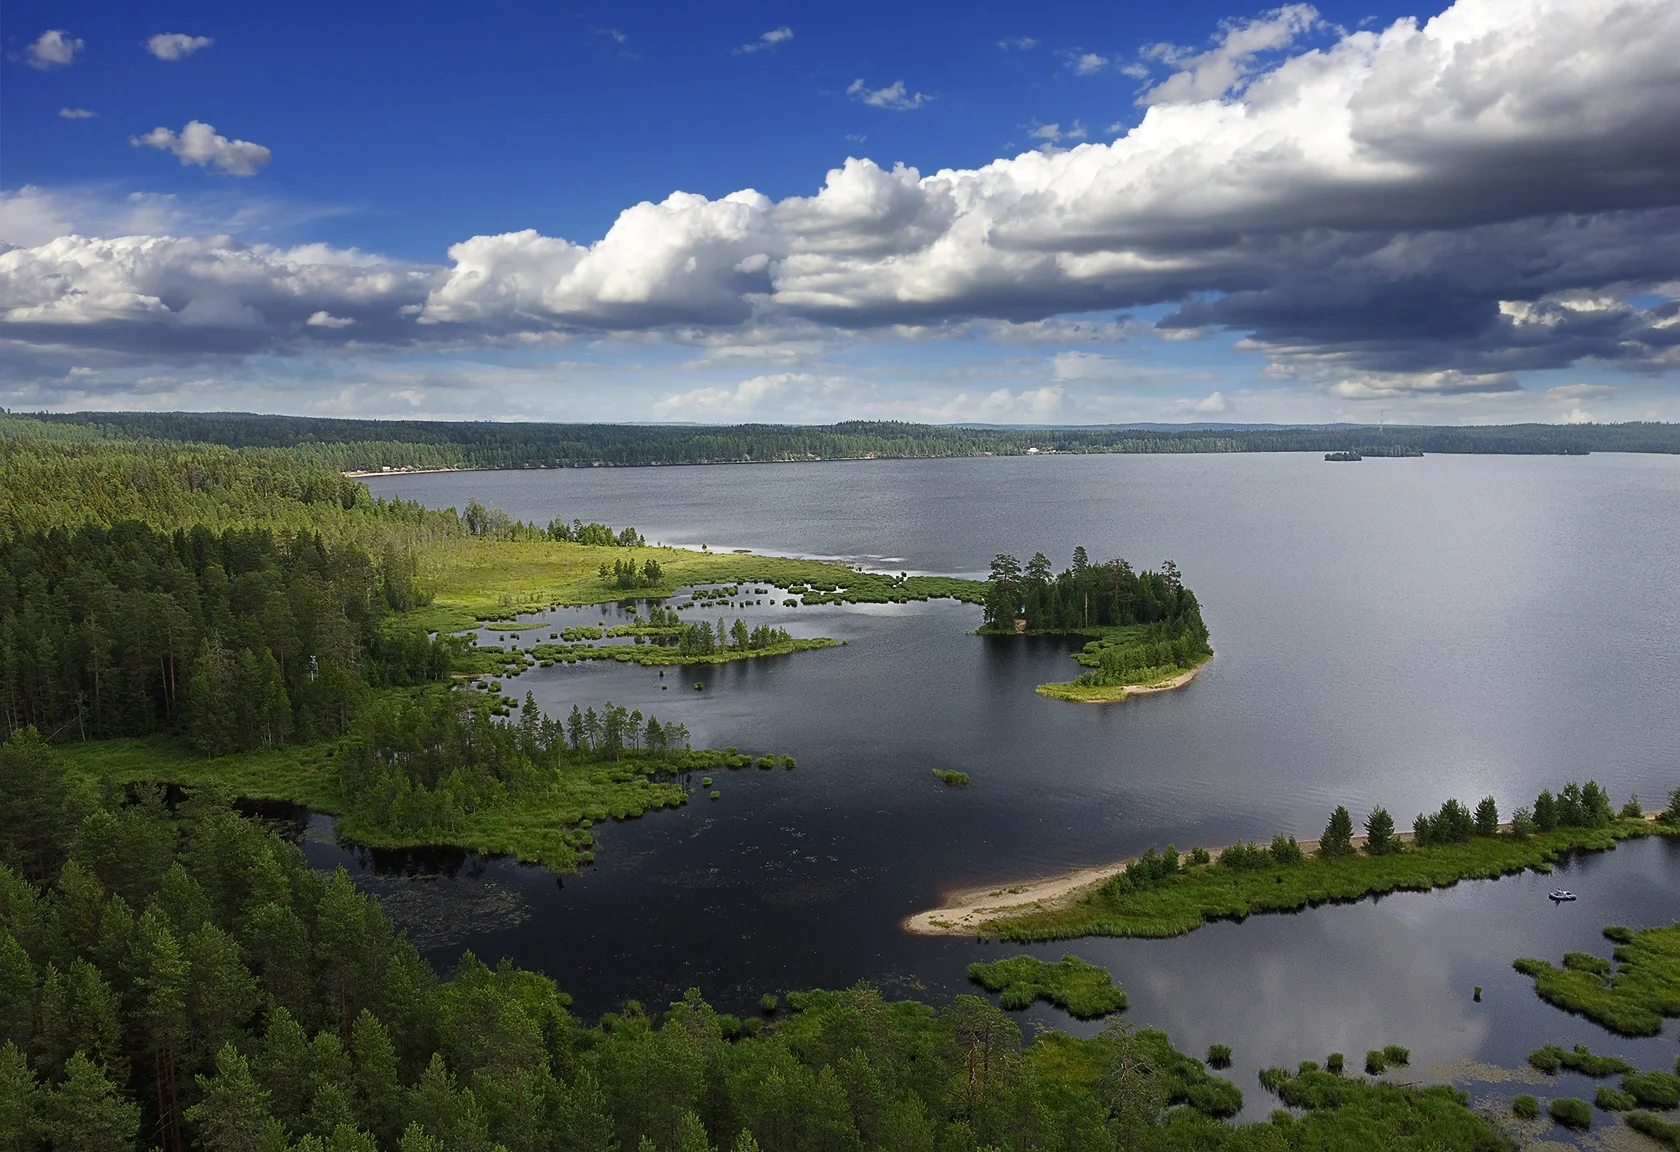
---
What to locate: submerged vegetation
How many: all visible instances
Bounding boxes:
[970,783,1665,941]
[1513,922,1680,1036]
[966,955,1128,1019]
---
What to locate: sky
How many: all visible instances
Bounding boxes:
[2,0,1678,426]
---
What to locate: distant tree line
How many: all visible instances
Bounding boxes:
[13,411,1680,473]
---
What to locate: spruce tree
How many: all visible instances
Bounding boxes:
[1319,807,1355,858]
[1473,796,1500,837]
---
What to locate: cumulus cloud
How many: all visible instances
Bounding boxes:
[735,27,792,54]
[58,108,98,120]
[1071,53,1109,76]
[846,79,931,111]
[28,30,83,69]
[4,0,1680,389]
[0,234,438,354]
[1179,391,1231,413]
[1140,5,1321,105]
[145,33,213,60]
[132,122,272,177]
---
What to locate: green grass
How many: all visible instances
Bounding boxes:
[54,729,777,873]
[1512,1094,1539,1120]
[966,954,1128,1019]
[978,820,1654,941]
[1629,1110,1680,1148]
[1596,1085,1637,1111]
[415,537,985,618]
[1513,922,1680,1036]
[1527,1044,1637,1076]
[1259,1065,1509,1149]
[932,769,970,786]
[1550,1097,1593,1129]
[1623,1070,1680,1109]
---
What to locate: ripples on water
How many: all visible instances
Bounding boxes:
[342,455,1680,1126]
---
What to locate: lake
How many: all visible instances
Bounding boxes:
[350,452,1680,1120]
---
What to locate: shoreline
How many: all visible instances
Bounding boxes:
[903,812,1664,936]
[342,466,462,478]
[1035,655,1210,703]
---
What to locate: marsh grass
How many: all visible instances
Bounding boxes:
[1513,922,1680,1035]
[1512,1095,1539,1120]
[56,730,782,872]
[967,954,1128,1019]
[1527,1044,1635,1077]
[932,769,970,787]
[983,819,1654,941]
[1628,1110,1680,1147]
[1549,1097,1593,1129]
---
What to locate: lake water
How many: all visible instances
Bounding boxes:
[349,453,1680,1125]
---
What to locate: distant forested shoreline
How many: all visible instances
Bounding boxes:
[7,410,1679,473]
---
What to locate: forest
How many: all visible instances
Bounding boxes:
[0,729,1522,1152]
[10,410,1680,474]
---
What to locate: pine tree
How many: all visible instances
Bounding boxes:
[0,1041,40,1152]
[1473,796,1500,837]
[1363,808,1396,856]
[186,1043,281,1152]
[1319,807,1355,858]
[42,1051,139,1152]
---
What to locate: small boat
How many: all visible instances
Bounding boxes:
[1549,890,1577,902]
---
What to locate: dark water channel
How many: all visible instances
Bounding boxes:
[339,454,1680,1126]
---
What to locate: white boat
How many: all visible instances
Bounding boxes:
[1548,890,1577,901]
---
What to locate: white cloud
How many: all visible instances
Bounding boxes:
[132,122,272,177]
[1326,371,1522,399]
[1029,121,1087,143]
[1140,4,1321,105]
[846,79,931,111]
[1562,406,1594,423]
[1072,53,1109,76]
[28,30,83,69]
[1182,390,1231,413]
[58,108,98,120]
[999,37,1038,51]
[735,27,792,54]
[145,33,213,60]
[306,311,356,328]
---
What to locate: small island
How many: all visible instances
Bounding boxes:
[1325,450,1363,461]
[979,549,1213,702]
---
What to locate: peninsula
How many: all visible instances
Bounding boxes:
[908,787,1678,938]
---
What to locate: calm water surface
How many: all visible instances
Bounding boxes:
[345,454,1680,1122]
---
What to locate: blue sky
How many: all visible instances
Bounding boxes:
[3,0,1678,425]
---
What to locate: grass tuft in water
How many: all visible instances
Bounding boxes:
[967,954,1127,1018]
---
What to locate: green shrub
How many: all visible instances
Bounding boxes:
[1188,846,1211,867]
[1510,807,1535,839]
[1622,795,1646,820]
[1596,1085,1636,1111]
[1382,1045,1410,1066]
[1550,1097,1592,1129]
[1270,835,1304,866]
[1511,1094,1538,1120]
[1365,1051,1387,1076]
[1326,1053,1344,1075]
[759,993,778,1015]
[1206,1044,1232,1068]
[1664,786,1680,826]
